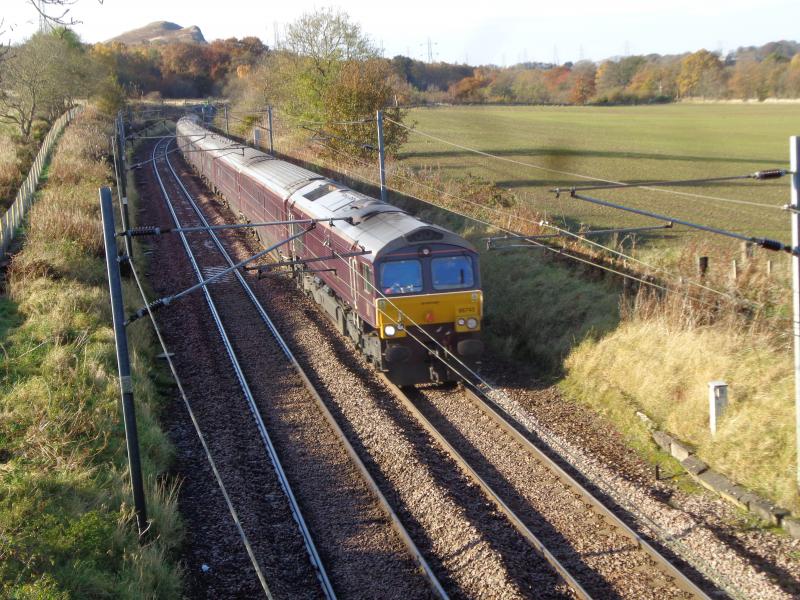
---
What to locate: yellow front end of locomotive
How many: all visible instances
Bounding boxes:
[376,290,483,339]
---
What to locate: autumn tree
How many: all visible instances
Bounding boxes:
[276,8,376,116]
[450,68,495,102]
[729,59,765,100]
[243,8,410,160]
[785,54,800,97]
[595,56,645,99]
[323,59,408,158]
[510,69,550,103]
[677,49,724,98]
[543,66,572,103]
[568,62,596,104]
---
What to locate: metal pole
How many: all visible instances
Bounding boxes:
[791,135,800,489]
[111,135,133,258]
[267,105,274,155]
[377,110,387,203]
[100,187,148,539]
[225,104,230,135]
[115,118,133,258]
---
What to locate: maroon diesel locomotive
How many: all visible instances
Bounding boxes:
[176,116,483,385]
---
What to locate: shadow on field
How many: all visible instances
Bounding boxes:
[494,178,788,191]
[399,146,786,166]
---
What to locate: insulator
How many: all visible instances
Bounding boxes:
[756,238,786,252]
[126,226,164,237]
[125,297,168,325]
[752,169,787,180]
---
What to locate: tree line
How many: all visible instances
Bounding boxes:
[394,46,800,105]
[3,10,799,149]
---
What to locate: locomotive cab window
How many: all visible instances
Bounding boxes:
[431,256,474,290]
[380,260,423,295]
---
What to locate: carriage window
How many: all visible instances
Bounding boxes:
[431,256,474,290]
[380,260,423,295]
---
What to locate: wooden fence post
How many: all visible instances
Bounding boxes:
[698,256,709,277]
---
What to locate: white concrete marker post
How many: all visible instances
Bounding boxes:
[708,381,728,436]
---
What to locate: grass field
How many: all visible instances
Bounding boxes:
[276,103,800,512]
[400,104,800,244]
[396,104,800,512]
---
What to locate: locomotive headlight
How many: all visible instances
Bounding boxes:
[384,325,397,336]
[466,318,479,330]
[456,318,466,326]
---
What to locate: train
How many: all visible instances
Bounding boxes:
[175,116,483,386]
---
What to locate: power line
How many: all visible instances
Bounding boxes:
[307,132,755,308]
[385,117,786,211]
[326,232,742,600]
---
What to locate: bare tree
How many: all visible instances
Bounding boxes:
[0,31,91,138]
[27,0,104,29]
[0,18,11,61]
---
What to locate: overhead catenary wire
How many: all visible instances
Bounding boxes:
[127,138,248,171]
[560,169,789,193]
[225,107,373,130]
[569,191,798,256]
[385,116,786,211]
[166,123,743,597]
[151,137,337,598]
[327,247,740,597]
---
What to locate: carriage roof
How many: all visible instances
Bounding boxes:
[177,117,475,261]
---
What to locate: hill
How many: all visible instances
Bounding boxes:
[107,21,206,45]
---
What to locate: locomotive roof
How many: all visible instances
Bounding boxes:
[176,117,475,261]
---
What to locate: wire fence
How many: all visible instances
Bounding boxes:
[0,106,83,258]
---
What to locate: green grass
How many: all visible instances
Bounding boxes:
[398,104,800,514]
[0,108,182,598]
[401,104,799,243]
[281,104,800,514]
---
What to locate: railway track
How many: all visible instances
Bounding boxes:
[393,379,715,599]
[145,134,718,599]
[148,137,442,598]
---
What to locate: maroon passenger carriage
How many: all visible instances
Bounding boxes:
[176,116,483,385]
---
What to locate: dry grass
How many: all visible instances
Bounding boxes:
[231,109,799,513]
[48,107,111,186]
[25,183,105,257]
[0,134,22,210]
[563,311,797,511]
[1,108,182,598]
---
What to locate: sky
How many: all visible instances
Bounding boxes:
[3,0,800,65]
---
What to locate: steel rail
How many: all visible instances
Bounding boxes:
[459,385,713,600]
[377,374,594,600]
[149,138,337,599]
[126,257,274,599]
[162,140,449,599]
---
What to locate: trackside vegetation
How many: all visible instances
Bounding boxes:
[255,102,800,514]
[0,108,182,597]
[391,104,800,513]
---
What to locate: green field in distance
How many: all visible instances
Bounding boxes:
[399,104,800,245]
